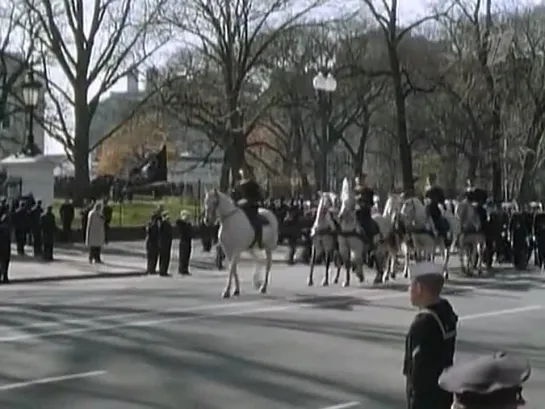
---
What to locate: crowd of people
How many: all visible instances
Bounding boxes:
[0,196,57,283]
[144,206,193,276]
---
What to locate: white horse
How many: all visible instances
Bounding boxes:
[203,189,279,298]
[308,192,339,286]
[375,194,403,281]
[336,177,386,285]
[454,199,486,276]
[399,196,451,278]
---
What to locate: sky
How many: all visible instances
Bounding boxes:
[42,0,542,155]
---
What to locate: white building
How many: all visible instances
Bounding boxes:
[89,69,152,152]
[0,52,45,157]
[169,152,222,187]
[90,68,222,180]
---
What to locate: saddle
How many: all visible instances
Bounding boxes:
[238,201,269,248]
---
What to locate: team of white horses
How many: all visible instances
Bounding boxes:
[203,178,487,298]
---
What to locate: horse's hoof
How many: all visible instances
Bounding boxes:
[307,279,314,286]
[390,273,396,280]
[333,278,339,284]
[342,281,350,287]
[321,280,329,287]
[221,291,230,299]
[259,286,267,294]
[233,289,240,296]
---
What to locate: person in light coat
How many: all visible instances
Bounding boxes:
[86,202,105,263]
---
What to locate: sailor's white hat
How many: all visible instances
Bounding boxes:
[410,262,443,280]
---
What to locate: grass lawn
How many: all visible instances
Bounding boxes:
[52,196,202,227]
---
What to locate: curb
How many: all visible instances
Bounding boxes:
[6,270,148,284]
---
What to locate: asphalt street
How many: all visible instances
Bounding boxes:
[0,257,543,409]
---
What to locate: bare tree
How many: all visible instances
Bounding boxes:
[505,8,545,201]
[163,0,323,189]
[359,0,447,192]
[0,2,39,156]
[441,0,506,200]
[23,0,169,202]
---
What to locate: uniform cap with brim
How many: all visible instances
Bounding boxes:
[439,352,530,405]
[409,262,443,280]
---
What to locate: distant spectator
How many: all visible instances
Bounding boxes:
[86,202,105,263]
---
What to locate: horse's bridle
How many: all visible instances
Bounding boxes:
[207,192,238,224]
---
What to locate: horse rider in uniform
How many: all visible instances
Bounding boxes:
[233,166,264,248]
[465,178,488,232]
[424,173,448,242]
[354,172,380,251]
[439,351,531,409]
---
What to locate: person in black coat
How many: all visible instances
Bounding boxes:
[13,201,29,255]
[158,212,173,276]
[176,210,193,275]
[30,200,43,257]
[145,213,161,274]
[59,198,75,242]
[41,205,57,261]
[0,212,11,283]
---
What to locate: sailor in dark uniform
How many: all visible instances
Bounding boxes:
[234,166,264,248]
[465,178,488,231]
[425,173,448,241]
[404,262,458,409]
[439,351,530,409]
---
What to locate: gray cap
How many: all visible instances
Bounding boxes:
[439,352,530,406]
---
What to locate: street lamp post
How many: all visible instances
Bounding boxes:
[312,71,337,191]
[21,68,43,156]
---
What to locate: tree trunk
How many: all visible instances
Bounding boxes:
[227,101,245,187]
[517,144,539,203]
[351,120,369,176]
[220,150,230,191]
[391,67,414,193]
[467,153,478,182]
[444,156,457,199]
[72,96,90,207]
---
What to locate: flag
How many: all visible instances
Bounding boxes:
[129,145,167,184]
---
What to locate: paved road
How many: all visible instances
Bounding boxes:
[0,259,544,409]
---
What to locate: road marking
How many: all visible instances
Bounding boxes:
[0,280,538,342]
[460,305,543,321]
[0,286,406,335]
[318,402,360,409]
[0,289,402,342]
[0,301,261,339]
[0,370,107,391]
